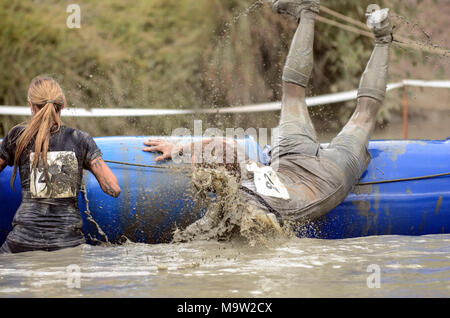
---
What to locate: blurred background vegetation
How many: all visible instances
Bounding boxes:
[0,0,448,141]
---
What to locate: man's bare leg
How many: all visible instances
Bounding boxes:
[273,0,320,140]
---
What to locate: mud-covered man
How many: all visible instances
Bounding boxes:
[143,1,393,243]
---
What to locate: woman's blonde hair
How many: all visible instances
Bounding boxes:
[11,76,65,188]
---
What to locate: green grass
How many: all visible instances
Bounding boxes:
[0,0,422,137]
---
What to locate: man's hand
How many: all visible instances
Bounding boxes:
[143,139,180,162]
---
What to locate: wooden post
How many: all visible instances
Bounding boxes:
[403,85,408,139]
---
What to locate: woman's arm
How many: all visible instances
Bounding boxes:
[0,140,5,173]
[0,158,6,173]
[89,157,121,198]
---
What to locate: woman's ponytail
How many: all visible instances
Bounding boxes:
[11,77,64,189]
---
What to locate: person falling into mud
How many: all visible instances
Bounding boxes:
[143,1,393,244]
[0,76,121,254]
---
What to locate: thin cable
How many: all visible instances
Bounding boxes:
[104,158,449,186]
[80,182,110,244]
[103,159,191,171]
[320,5,368,30]
[357,172,450,186]
[316,15,374,38]
[318,5,450,56]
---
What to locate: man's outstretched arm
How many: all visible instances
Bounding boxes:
[143,138,246,168]
[143,138,213,162]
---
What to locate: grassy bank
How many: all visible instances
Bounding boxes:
[0,0,438,138]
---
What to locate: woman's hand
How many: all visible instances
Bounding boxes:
[143,139,181,162]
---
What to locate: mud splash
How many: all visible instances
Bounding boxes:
[172,166,294,246]
[391,13,450,60]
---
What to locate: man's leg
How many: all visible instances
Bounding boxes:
[327,8,393,184]
[342,9,392,139]
[271,0,320,162]
[280,8,316,135]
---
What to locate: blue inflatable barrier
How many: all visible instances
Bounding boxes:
[0,137,449,244]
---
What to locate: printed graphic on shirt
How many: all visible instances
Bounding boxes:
[246,162,290,200]
[30,151,79,198]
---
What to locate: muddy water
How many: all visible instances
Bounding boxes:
[0,234,449,298]
[1,141,449,298]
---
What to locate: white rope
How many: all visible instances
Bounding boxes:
[1,79,449,117]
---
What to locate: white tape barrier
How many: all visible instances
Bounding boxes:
[1,79,449,117]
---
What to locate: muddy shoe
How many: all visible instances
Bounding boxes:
[273,0,320,21]
[366,7,393,44]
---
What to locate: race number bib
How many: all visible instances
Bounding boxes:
[30,151,78,199]
[246,162,290,200]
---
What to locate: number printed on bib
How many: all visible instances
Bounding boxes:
[246,162,290,200]
[30,151,78,199]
